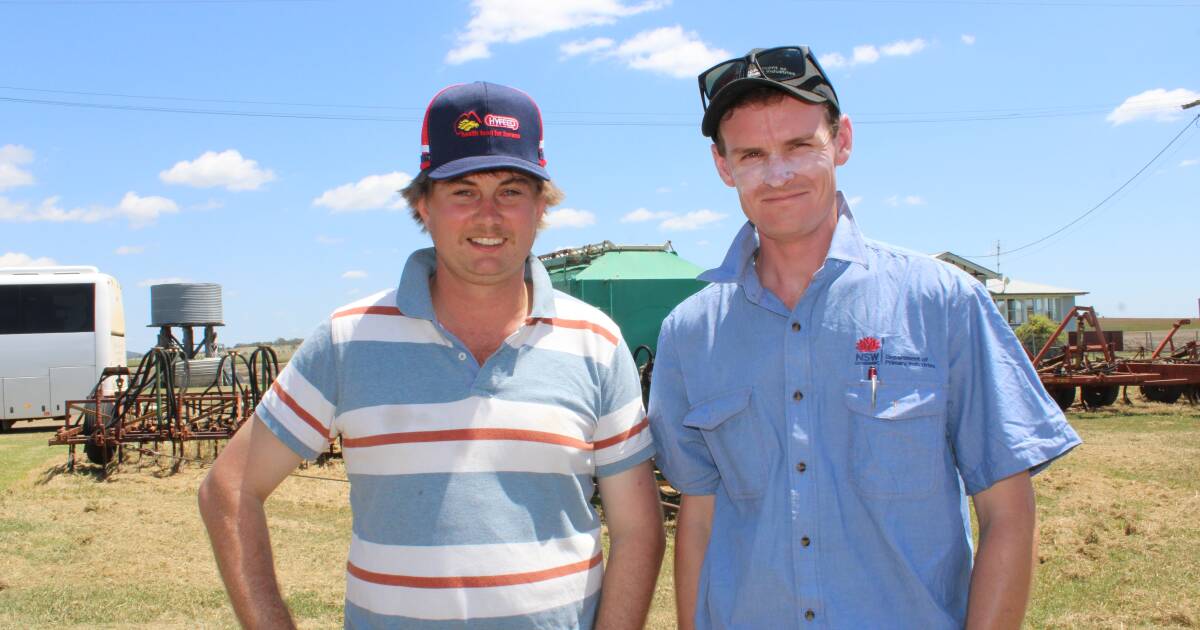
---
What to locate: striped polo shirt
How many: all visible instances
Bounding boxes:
[255,247,655,629]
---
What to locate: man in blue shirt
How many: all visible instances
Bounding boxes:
[649,46,1081,629]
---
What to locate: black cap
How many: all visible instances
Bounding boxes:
[700,46,840,139]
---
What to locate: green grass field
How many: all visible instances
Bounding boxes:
[1,402,1197,628]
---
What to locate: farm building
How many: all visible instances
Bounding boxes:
[935,252,1088,327]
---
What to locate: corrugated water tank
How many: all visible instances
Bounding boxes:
[150,283,224,327]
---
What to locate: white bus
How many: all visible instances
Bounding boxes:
[0,266,126,430]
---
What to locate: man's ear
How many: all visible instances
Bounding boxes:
[711,143,737,188]
[833,115,853,166]
[415,196,431,225]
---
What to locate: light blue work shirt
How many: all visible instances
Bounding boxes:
[649,193,1081,629]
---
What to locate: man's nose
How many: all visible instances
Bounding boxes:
[763,155,796,187]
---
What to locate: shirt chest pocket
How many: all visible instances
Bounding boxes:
[845,381,947,499]
[683,388,769,500]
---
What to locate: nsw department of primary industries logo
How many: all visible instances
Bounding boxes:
[855,336,881,365]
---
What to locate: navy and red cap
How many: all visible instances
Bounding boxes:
[419,81,550,181]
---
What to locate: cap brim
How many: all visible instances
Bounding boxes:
[427,155,550,181]
[700,78,834,138]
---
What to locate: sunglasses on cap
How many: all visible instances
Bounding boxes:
[697,45,840,115]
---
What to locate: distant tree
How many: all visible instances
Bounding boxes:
[1015,314,1061,355]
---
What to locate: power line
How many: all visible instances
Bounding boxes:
[2,89,1188,127]
[809,0,1200,7]
[962,113,1200,259]
[0,0,327,5]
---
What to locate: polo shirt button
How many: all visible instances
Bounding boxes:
[801,536,811,547]
[805,610,815,621]
[791,322,801,332]
[458,352,466,361]
[796,461,806,473]
[793,390,803,401]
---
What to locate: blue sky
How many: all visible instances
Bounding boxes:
[2,0,1197,351]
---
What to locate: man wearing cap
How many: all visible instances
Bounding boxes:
[200,81,664,629]
[648,47,1081,628]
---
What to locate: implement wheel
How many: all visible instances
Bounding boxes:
[1046,386,1076,411]
[1140,385,1183,404]
[82,411,117,465]
[1081,385,1120,408]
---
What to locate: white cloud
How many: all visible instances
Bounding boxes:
[446,0,667,64]
[1107,88,1200,125]
[607,26,728,79]
[881,38,926,57]
[314,172,412,212]
[660,209,726,231]
[1181,159,1199,167]
[847,195,864,207]
[0,144,35,191]
[115,245,144,255]
[655,186,671,194]
[820,37,927,68]
[544,207,596,229]
[885,194,925,207]
[342,270,368,279]
[852,45,880,65]
[621,207,674,223]
[138,277,191,288]
[961,34,976,45]
[561,37,614,58]
[0,195,106,223]
[160,149,276,191]
[0,251,57,267]
[0,193,175,225]
[115,192,179,227]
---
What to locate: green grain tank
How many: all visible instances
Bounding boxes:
[539,242,708,353]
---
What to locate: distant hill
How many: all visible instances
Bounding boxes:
[127,350,143,360]
[1096,318,1198,332]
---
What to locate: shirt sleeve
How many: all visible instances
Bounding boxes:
[593,337,655,478]
[947,282,1081,495]
[254,319,339,461]
[647,315,720,495]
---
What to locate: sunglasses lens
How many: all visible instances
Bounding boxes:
[704,60,747,99]
[754,47,811,82]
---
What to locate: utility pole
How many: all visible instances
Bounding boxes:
[994,241,1001,277]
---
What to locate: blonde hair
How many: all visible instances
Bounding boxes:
[400,170,565,230]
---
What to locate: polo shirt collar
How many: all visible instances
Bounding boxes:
[395,247,557,320]
[698,191,870,286]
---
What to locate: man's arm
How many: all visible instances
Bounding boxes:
[966,470,1037,630]
[593,460,666,630]
[198,415,304,630]
[674,493,714,630]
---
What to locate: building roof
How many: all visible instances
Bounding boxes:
[985,278,1088,297]
[932,252,1000,280]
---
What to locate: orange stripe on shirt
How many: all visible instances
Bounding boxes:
[527,317,619,346]
[342,427,592,450]
[593,417,649,450]
[333,305,404,319]
[346,552,602,588]
[270,382,330,440]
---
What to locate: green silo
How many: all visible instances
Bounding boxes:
[539,242,708,353]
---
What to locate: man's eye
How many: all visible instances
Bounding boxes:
[501,188,525,196]
[741,151,762,161]
[452,189,475,197]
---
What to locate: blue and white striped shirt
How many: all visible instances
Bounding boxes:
[256,248,654,629]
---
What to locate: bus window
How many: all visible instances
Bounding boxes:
[0,284,96,335]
